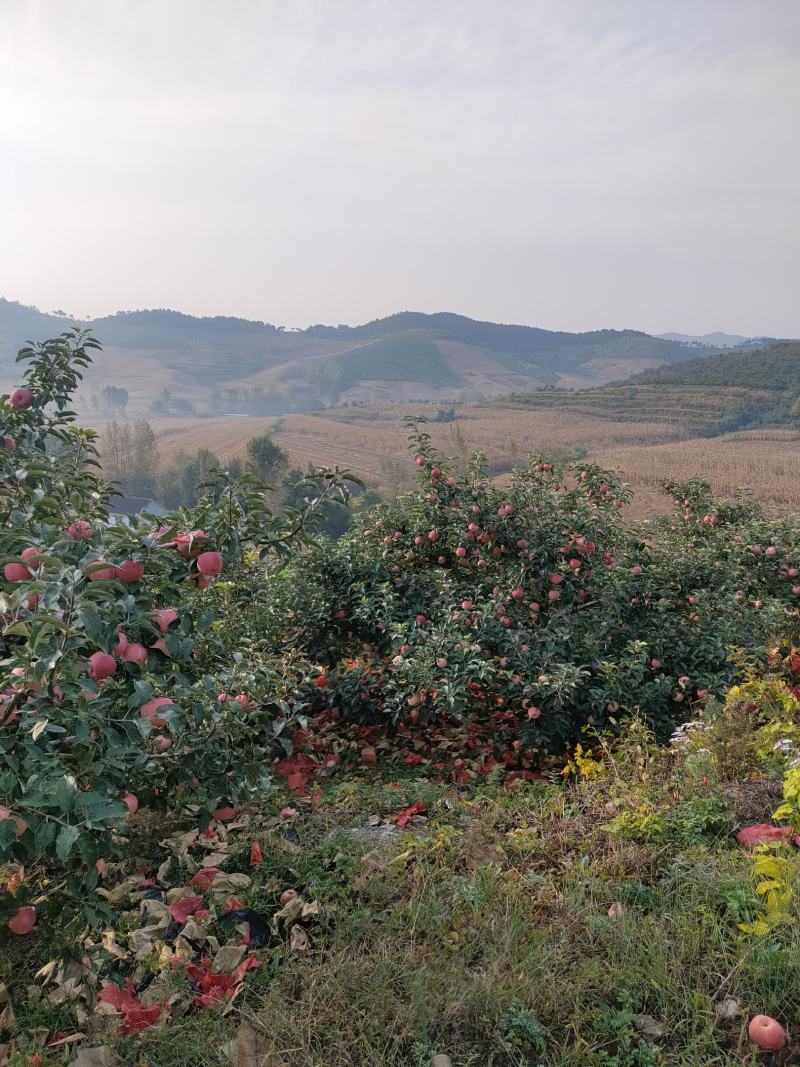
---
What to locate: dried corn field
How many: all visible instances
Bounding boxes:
[103,404,800,517]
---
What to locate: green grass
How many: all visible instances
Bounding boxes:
[9,718,800,1066]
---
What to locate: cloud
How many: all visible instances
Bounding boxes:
[0,0,797,333]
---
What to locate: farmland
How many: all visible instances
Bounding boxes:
[121,402,800,517]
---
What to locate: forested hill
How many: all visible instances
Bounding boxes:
[0,297,792,413]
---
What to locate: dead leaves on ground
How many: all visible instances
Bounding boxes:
[6,808,321,1061]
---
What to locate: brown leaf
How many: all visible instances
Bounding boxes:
[289,925,309,952]
[223,1021,287,1067]
[633,1014,665,1040]
[71,1045,119,1067]
[274,896,305,923]
[300,901,320,921]
[0,984,16,1034]
[212,944,247,974]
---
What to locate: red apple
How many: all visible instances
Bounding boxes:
[4,561,31,582]
[123,792,138,814]
[151,608,178,631]
[121,642,148,665]
[747,1015,786,1052]
[116,559,144,582]
[88,651,116,680]
[9,387,34,409]
[86,562,116,581]
[67,520,92,540]
[196,550,223,576]
[8,905,36,935]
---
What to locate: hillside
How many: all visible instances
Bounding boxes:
[506,342,800,436]
[0,298,742,415]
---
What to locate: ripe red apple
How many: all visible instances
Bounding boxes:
[766,546,777,557]
[455,546,467,558]
[414,535,424,546]
[428,530,439,541]
[197,550,223,576]
[461,600,473,610]
[9,387,34,409]
[121,642,148,665]
[747,1015,786,1052]
[67,519,92,540]
[151,608,178,631]
[20,546,40,562]
[631,565,643,576]
[548,589,561,602]
[141,696,174,721]
[415,456,425,466]
[511,587,524,599]
[86,562,116,581]
[123,792,138,814]
[116,559,144,582]
[436,657,447,668]
[415,614,426,625]
[8,905,36,935]
[4,561,31,582]
[650,658,661,669]
[527,706,541,719]
[430,468,442,480]
[88,651,116,680]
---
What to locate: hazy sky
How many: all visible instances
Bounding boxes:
[1,1,798,335]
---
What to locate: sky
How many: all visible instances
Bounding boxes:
[0,0,798,335]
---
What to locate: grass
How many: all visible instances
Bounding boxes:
[9,707,800,1066]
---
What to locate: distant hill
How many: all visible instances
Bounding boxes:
[0,297,786,417]
[505,342,800,436]
[657,331,747,347]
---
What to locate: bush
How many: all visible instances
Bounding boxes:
[288,420,800,755]
[0,332,351,915]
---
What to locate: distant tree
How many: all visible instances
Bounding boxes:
[157,447,220,507]
[101,420,159,498]
[101,384,129,417]
[246,434,288,485]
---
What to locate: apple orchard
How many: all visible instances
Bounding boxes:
[3,330,800,920]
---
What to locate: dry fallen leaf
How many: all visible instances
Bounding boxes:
[289,925,310,952]
[71,1044,119,1067]
[633,1014,665,1040]
[222,1021,287,1067]
[0,984,16,1034]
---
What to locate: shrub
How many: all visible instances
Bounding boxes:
[0,331,351,915]
[290,420,800,755]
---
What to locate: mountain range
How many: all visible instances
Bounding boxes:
[0,297,793,416]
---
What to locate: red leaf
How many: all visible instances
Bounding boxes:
[395,801,427,829]
[249,841,263,866]
[99,981,141,1014]
[123,1004,166,1035]
[190,867,221,890]
[169,895,205,923]
[212,806,240,822]
[223,895,246,912]
[736,823,797,848]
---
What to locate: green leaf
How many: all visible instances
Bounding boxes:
[56,824,80,862]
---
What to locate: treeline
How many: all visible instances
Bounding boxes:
[101,422,379,535]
